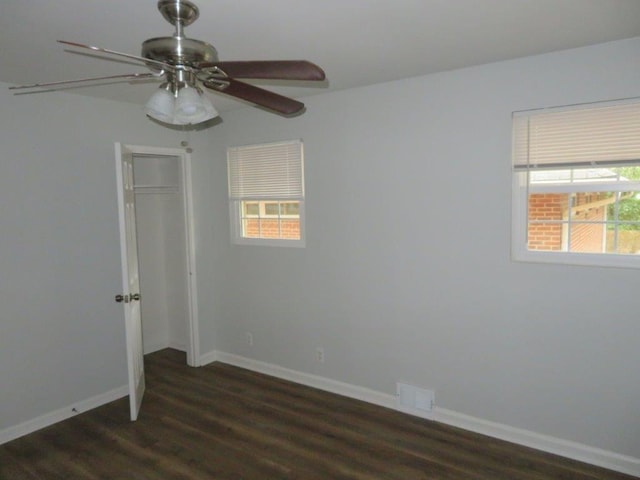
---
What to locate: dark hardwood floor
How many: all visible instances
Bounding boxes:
[1,348,636,479]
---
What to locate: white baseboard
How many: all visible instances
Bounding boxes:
[144,341,186,355]
[210,351,396,410]
[203,350,640,478]
[169,341,186,352]
[433,408,640,478]
[0,385,128,446]
[200,349,218,366]
[144,341,170,355]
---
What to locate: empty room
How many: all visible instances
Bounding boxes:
[1,1,639,478]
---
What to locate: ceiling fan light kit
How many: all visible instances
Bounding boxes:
[175,85,218,123]
[145,81,219,125]
[145,85,175,123]
[9,0,326,127]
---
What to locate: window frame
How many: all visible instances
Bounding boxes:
[227,140,306,248]
[231,198,305,247]
[243,200,301,219]
[511,99,640,269]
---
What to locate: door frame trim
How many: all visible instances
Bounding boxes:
[115,143,201,367]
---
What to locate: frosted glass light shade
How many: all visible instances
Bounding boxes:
[199,93,219,122]
[145,88,175,123]
[174,87,219,125]
[145,84,219,125]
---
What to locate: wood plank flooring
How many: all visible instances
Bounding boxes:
[1,348,636,479]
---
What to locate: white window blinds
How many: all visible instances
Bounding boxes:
[513,100,640,170]
[228,140,304,199]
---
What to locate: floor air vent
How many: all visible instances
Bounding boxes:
[396,382,435,419]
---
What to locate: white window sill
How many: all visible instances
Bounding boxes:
[512,248,640,269]
[232,237,306,248]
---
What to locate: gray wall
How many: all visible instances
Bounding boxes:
[203,37,640,457]
[0,85,214,430]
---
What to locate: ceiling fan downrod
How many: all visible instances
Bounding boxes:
[157,0,200,38]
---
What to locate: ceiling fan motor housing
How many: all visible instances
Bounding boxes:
[143,0,217,68]
[141,37,219,67]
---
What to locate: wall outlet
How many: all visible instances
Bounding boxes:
[316,347,325,363]
[246,332,254,346]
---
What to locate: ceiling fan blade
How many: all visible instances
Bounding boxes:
[204,78,305,116]
[57,40,174,72]
[199,60,325,81]
[9,72,157,91]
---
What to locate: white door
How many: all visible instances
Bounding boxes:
[115,143,145,421]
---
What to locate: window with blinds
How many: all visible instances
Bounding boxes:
[227,140,305,246]
[512,99,640,268]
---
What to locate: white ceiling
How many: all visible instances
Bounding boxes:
[2,0,640,113]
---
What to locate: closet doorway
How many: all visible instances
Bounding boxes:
[120,144,200,368]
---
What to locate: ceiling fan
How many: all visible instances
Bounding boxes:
[10,0,326,125]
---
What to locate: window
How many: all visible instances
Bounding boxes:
[512,99,640,268]
[227,140,305,246]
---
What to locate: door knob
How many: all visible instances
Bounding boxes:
[115,294,124,303]
[130,293,141,301]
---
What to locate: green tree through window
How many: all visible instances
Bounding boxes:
[608,167,640,230]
